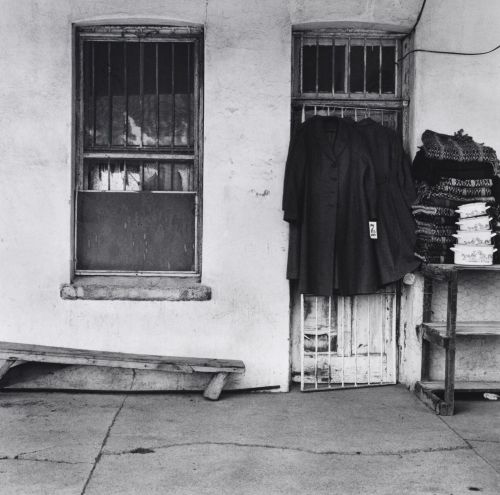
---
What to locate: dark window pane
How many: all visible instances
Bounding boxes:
[172,163,193,191]
[174,43,190,93]
[349,45,364,93]
[334,45,345,92]
[83,42,94,148]
[143,161,159,190]
[110,42,125,145]
[159,162,173,190]
[302,45,316,92]
[143,43,157,146]
[94,42,109,145]
[77,192,196,271]
[366,45,380,93]
[125,161,141,191]
[382,46,396,93]
[158,43,173,146]
[126,43,141,145]
[317,45,332,92]
[174,43,191,146]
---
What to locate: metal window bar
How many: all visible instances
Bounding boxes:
[379,40,382,97]
[363,38,367,97]
[315,297,319,389]
[107,42,112,147]
[296,102,401,131]
[315,38,319,96]
[156,43,160,148]
[92,42,96,147]
[346,37,351,97]
[171,43,176,153]
[354,296,358,386]
[124,43,129,147]
[140,42,144,147]
[331,37,335,95]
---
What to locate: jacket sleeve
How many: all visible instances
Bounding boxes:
[395,138,417,208]
[282,123,307,223]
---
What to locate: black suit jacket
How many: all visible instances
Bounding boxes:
[283,116,381,296]
[283,116,419,296]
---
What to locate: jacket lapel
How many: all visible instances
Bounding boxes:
[313,116,349,162]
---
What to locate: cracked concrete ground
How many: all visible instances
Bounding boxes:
[0,386,498,494]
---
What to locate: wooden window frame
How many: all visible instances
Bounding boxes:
[74,25,204,278]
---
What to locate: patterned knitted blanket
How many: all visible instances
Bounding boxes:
[438,178,493,188]
[433,184,492,197]
[420,196,496,209]
[411,205,457,217]
[413,213,456,226]
[415,219,456,230]
[421,129,499,171]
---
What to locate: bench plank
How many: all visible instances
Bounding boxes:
[0,342,245,375]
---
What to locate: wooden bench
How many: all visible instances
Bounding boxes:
[0,342,245,400]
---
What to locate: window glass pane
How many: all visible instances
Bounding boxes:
[159,162,173,190]
[110,42,125,145]
[143,43,157,146]
[158,43,173,147]
[109,161,124,190]
[381,46,396,93]
[143,161,159,191]
[302,45,316,92]
[174,43,192,147]
[126,43,141,145]
[172,163,193,191]
[94,42,109,145]
[334,45,345,93]
[317,45,332,92]
[125,161,141,191]
[84,160,108,191]
[349,45,364,93]
[83,42,94,148]
[366,45,380,93]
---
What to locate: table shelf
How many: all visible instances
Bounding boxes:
[416,264,500,415]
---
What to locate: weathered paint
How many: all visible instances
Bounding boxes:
[4,0,497,391]
[0,0,420,391]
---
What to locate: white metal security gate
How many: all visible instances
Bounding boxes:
[300,291,398,391]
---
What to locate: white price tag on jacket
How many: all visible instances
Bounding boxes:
[369,221,378,239]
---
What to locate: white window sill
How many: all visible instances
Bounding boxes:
[60,276,211,301]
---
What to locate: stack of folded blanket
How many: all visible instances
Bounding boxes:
[411,129,500,264]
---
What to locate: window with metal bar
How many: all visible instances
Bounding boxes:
[292,29,404,133]
[75,26,203,275]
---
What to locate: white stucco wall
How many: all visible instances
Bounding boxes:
[0,0,446,391]
[400,0,500,386]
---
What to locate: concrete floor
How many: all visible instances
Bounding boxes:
[0,386,498,494]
